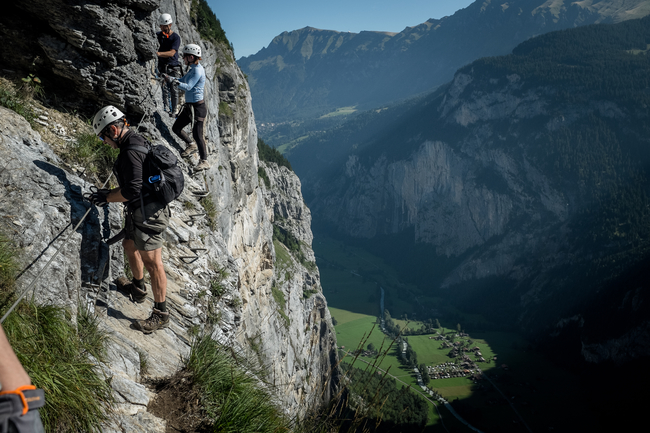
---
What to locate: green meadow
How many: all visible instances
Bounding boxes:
[330,307,466,431]
[276,134,310,154]
[330,305,591,432]
[319,106,358,118]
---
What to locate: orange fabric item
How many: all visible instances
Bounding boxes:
[0,384,37,415]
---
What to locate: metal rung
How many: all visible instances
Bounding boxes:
[191,190,209,197]
[183,212,206,226]
[179,255,199,264]
[178,242,207,263]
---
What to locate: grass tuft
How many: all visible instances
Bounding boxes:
[218,100,234,117]
[271,284,290,327]
[67,132,119,184]
[1,233,112,432]
[0,234,17,292]
[0,80,36,125]
[200,196,218,231]
[185,335,291,433]
[136,347,149,376]
[258,166,271,188]
[2,303,113,432]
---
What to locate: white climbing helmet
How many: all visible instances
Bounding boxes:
[92,105,124,136]
[182,44,201,58]
[159,13,173,26]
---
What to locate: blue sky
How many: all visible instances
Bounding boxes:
[207,0,475,59]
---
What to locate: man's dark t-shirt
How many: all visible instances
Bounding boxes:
[156,31,180,71]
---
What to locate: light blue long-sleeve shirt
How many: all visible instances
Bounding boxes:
[176,63,205,103]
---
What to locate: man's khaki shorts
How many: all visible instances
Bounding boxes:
[126,201,171,251]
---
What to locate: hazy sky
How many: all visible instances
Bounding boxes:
[207,0,475,59]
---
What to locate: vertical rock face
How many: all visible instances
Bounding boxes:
[249,161,338,408]
[322,143,519,257]
[6,0,159,114]
[0,0,337,429]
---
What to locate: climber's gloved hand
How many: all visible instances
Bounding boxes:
[162,73,173,84]
[87,188,110,206]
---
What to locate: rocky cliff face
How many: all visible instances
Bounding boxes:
[0,0,337,430]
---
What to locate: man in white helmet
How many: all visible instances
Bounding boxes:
[156,13,181,117]
[89,106,171,333]
[164,43,210,171]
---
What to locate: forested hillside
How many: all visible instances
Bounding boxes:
[303,15,650,366]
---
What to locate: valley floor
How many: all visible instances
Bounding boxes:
[316,232,600,433]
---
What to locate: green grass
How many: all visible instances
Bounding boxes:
[318,232,604,431]
[1,234,113,432]
[271,285,290,326]
[319,106,357,118]
[0,81,36,125]
[276,135,310,154]
[257,166,271,188]
[0,235,17,297]
[67,132,119,183]
[185,335,290,433]
[331,314,476,431]
[332,305,595,431]
[2,304,113,432]
[328,307,371,326]
[218,100,234,117]
[333,313,416,385]
[273,239,293,269]
[200,196,217,230]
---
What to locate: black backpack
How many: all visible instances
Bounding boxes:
[124,142,185,205]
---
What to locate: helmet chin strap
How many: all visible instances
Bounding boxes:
[112,121,128,143]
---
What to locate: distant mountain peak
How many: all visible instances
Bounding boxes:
[240,0,650,123]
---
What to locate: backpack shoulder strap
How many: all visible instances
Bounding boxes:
[123,144,149,154]
[122,132,152,154]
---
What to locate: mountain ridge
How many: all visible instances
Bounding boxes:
[239,0,650,123]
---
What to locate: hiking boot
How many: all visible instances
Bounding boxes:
[181,143,198,157]
[134,308,169,334]
[130,283,147,304]
[115,276,147,303]
[195,159,210,171]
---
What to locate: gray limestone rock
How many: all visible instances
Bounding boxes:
[13,0,157,115]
